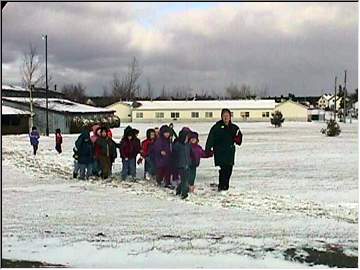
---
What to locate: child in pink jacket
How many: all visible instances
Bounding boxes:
[188,132,213,192]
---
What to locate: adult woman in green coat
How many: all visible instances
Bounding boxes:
[205,108,243,191]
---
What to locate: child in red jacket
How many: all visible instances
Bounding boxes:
[55,128,63,154]
[119,127,135,180]
[138,128,156,180]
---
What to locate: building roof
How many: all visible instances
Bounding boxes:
[320,94,334,101]
[2,105,31,115]
[275,99,309,109]
[2,84,28,91]
[130,100,276,110]
[2,97,115,114]
[107,101,133,108]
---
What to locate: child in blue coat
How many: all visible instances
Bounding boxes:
[29,126,40,155]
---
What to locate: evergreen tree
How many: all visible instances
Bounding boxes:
[270,111,285,127]
[321,120,341,137]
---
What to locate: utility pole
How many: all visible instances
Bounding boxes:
[344,70,347,123]
[29,84,34,129]
[42,34,49,136]
[334,76,337,121]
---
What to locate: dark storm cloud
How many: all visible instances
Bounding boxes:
[2,2,358,96]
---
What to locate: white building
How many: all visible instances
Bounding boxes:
[317,94,342,110]
[107,99,310,123]
[2,97,118,133]
[127,100,276,122]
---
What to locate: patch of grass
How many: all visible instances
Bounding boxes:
[1,258,67,268]
[284,247,358,268]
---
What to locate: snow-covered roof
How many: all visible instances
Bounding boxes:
[2,84,28,91]
[2,97,115,114]
[131,100,276,110]
[2,105,30,115]
[320,94,334,101]
[275,99,309,109]
[107,101,133,108]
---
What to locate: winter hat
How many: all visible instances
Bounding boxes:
[178,129,190,144]
[124,126,133,137]
[189,131,199,141]
[221,108,232,117]
[181,127,192,133]
[32,126,37,131]
[132,128,139,136]
[160,125,171,135]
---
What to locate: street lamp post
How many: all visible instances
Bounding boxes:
[42,34,49,136]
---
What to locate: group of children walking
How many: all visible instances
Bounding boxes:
[29,123,212,199]
[119,124,213,199]
[73,125,117,180]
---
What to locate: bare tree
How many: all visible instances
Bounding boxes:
[39,73,55,89]
[110,56,142,101]
[61,83,87,103]
[255,84,269,98]
[102,86,110,97]
[159,85,167,99]
[124,56,142,100]
[226,83,254,99]
[146,78,153,99]
[20,43,44,89]
[111,73,127,100]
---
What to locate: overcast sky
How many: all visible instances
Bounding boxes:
[2,2,358,96]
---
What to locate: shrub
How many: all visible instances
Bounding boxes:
[271,110,285,127]
[321,119,341,137]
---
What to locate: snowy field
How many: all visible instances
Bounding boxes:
[2,121,358,268]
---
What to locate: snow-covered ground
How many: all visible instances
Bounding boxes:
[2,121,358,268]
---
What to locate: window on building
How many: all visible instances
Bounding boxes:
[205,112,213,118]
[191,112,199,118]
[240,112,250,118]
[136,112,143,118]
[262,112,270,118]
[171,112,180,119]
[155,112,164,118]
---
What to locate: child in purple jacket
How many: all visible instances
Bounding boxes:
[29,126,40,155]
[152,125,172,187]
[188,131,213,192]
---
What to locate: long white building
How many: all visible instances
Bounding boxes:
[108,99,311,123]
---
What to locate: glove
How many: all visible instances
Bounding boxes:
[137,158,143,165]
[234,134,242,146]
[205,150,213,157]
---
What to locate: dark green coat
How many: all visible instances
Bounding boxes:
[205,120,241,166]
